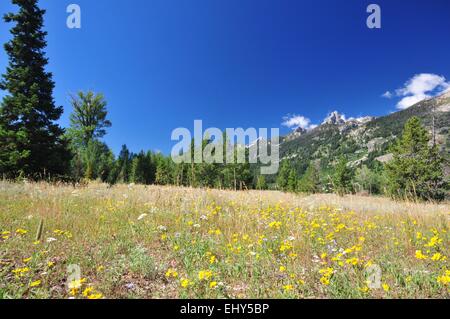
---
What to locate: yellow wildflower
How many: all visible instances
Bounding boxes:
[320,277,330,285]
[198,270,213,281]
[437,271,450,286]
[319,267,334,285]
[425,235,441,248]
[283,285,294,292]
[68,278,86,290]
[345,257,359,266]
[431,253,445,261]
[12,267,30,277]
[359,286,369,293]
[280,242,293,252]
[82,287,94,297]
[16,228,27,235]
[268,221,282,229]
[180,278,191,288]
[209,281,217,288]
[415,250,428,260]
[165,268,179,279]
[87,293,103,299]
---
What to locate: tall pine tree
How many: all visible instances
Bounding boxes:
[386,117,447,201]
[298,162,321,194]
[276,161,291,191]
[0,0,69,178]
[333,156,354,196]
[287,169,298,192]
[116,145,133,183]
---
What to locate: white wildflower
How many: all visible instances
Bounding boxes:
[137,214,148,221]
[157,225,167,232]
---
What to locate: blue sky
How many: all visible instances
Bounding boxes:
[1,0,450,154]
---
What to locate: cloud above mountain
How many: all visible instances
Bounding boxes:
[282,114,317,130]
[384,73,450,110]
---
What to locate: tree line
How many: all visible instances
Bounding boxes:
[67,101,254,191]
[0,0,448,202]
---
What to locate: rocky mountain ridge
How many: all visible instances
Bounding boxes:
[278,92,450,175]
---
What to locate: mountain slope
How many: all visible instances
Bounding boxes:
[278,92,450,175]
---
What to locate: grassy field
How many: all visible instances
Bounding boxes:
[0,181,449,299]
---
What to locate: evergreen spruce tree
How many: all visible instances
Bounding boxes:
[155,154,172,185]
[131,151,146,184]
[116,145,132,183]
[96,144,115,183]
[197,136,219,188]
[386,117,447,201]
[0,0,69,178]
[146,151,157,184]
[72,140,113,182]
[287,169,298,192]
[297,162,321,194]
[333,156,354,196]
[276,161,291,191]
[130,151,156,185]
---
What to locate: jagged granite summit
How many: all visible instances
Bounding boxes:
[322,111,347,125]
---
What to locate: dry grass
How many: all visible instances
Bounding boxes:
[0,181,449,299]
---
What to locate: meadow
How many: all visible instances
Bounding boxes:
[0,181,449,299]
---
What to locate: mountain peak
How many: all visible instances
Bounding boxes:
[322,111,346,125]
[294,126,307,134]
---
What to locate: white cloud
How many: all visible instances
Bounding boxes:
[396,94,428,110]
[444,83,450,93]
[282,114,316,130]
[382,91,393,99]
[393,73,450,110]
